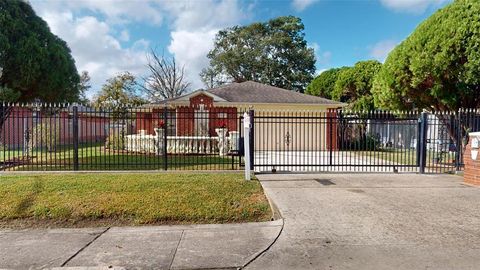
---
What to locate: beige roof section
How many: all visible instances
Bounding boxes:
[148,81,346,107]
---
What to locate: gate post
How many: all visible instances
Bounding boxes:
[454,111,462,172]
[328,110,334,166]
[249,109,254,171]
[72,105,79,171]
[418,112,428,174]
[163,106,168,171]
[244,112,251,180]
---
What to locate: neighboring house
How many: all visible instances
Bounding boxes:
[1,105,109,149]
[139,81,346,151]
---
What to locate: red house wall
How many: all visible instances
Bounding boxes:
[176,106,195,136]
[140,94,239,137]
[1,107,109,148]
[163,94,236,136]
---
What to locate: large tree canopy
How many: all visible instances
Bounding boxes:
[373,0,480,111]
[0,0,80,103]
[333,60,382,111]
[305,67,344,99]
[201,16,316,92]
[92,72,146,108]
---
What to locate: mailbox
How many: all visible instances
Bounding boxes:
[470,132,480,161]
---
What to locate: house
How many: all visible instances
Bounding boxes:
[1,105,109,150]
[137,81,345,152]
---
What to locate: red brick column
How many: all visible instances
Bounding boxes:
[464,135,480,186]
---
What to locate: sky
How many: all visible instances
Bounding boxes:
[30,0,452,98]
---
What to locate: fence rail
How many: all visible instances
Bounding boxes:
[1,103,479,173]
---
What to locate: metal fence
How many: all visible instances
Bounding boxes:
[253,109,480,173]
[1,103,479,173]
[1,103,246,171]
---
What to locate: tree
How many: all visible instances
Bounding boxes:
[333,60,382,111]
[201,16,316,92]
[0,0,80,103]
[372,0,480,112]
[78,71,91,104]
[0,0,80,137]
[92,72,146,108]
[305,68,344,99]
[200,67,229,89]
[140,49,190,101]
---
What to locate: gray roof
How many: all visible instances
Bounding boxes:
[206,81,342,105]
[157,81,344,106]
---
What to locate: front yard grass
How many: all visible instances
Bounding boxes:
[0,173,270,228]
[1,143,240,171]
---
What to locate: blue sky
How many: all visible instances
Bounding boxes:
[30,0,451,97]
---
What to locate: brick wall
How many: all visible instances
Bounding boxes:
[464,141,480,186]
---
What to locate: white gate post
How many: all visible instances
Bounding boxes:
[243,112,251,180]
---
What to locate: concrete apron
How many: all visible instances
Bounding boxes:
[0,220,282,270]
[246,173,480,270]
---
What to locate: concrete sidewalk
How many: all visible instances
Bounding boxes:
[0,220,282,270]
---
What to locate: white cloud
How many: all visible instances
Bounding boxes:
[309,42,331,66]
[119,30,130,42]
[30,0,248,96]
[164,0,246,89]
[37,10,148,96]
[369,40,398,62]
[168,30,219,89]
[292,0,320,12]
[32,0,163,25]
[380,0,450,13]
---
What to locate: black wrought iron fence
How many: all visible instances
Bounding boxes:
[0,103,246,171]
[253,109,480,173]
[2,103,479,173]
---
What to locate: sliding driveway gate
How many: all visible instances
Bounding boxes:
[252,110,480,173]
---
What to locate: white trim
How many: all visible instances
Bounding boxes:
[174,90,227,102]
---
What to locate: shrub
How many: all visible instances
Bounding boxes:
[29,121,60,152]
[341,133,380,151]
[105,133,125,150]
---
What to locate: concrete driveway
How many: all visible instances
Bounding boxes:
[246,173,480,270]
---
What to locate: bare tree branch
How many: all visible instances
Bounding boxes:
[140,49,191,102]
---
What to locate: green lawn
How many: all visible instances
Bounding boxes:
[1,143,241,171]
[0,173,270,228]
